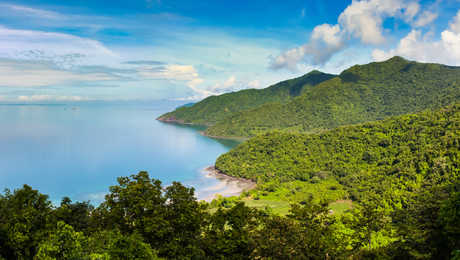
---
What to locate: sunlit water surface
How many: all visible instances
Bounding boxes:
[0,102,238,204]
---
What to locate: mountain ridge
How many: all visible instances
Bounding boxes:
[205,56,460,137]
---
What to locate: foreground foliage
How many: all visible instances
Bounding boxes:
[0,171,458,259]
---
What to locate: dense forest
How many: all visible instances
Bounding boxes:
[1,105,459,259]
[158,56,460,138]
[157,70,335,126]
[1,170,458,259]
[214,104,460,258]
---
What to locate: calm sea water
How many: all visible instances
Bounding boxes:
[0,102,238,204]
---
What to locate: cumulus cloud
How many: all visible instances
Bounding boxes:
[270,0,432,71]
[338,0,409,44]
[270,24,344,71]
[177,75,262,100]
[135,63,209,97]
[208,75,237,92]
[372,11,460,65]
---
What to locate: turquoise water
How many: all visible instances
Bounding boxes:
[0,102,238,204]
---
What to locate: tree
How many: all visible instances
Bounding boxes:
[348,199,390,253]
[53,197,93,234]
[392,178,460,259]
[101,171,166,241]
[161,182,207,258]
[0,185,53,259]
[99,171,206,258]
[87,230,159,260]
[203,202,261,259]
[35,222,86,260]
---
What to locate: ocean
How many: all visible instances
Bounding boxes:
[0,102,238,204]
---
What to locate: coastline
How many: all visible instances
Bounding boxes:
[199,131,248,142]
[157,117,247,141]
[157,116,191,125]
[199,166,256,202]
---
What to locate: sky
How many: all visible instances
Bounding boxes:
[0,0,459,102]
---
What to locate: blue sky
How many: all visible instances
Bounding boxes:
[0,0,458,102]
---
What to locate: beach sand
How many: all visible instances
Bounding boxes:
[199,166,256,202]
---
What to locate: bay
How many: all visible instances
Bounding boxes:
[0,102,238,204]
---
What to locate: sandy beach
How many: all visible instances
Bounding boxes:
[199,166,256,202]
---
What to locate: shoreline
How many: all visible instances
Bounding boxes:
[200,166,256,202]
[156,117,247,141]
[199,131,248,142]
[157,117,192,125]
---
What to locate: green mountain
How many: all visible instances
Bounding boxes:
[215,104,460,206]
[206,57,460,137]
[157,70,336,125]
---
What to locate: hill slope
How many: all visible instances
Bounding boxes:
[215,104,460,206]
[206,57,460,137]
[157,70,336,125]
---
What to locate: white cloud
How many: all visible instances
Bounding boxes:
[270,24,344,71]
[404,2,420,22]
[135,63,212,98]
[177,75,262,100]
[414,10,438,27]
[0,59,116,87]
[372,11,460,65]
[270,0,421,71]
[449,10,460,33]
[338,0,410,44]
[17,95,89,102]
[208,75,237,92]
[247,79,260,88]
[137,64,204,88]
[311,24,343,47]
[187,78,204,88]
[223,75,236,87]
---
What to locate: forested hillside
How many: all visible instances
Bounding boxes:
[157,70,335,125]
[213,104,460,257]
[216,104,459,204]
[207,57,460,137]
